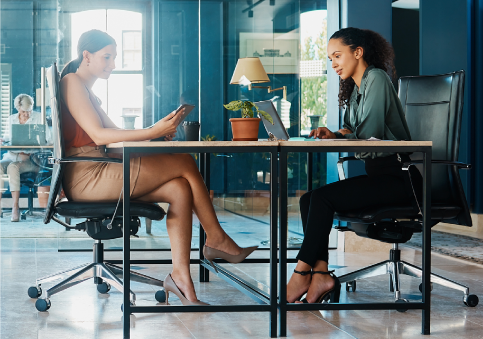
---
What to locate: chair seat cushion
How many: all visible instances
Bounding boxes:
[335,204,461,223]
[55,201,166,220]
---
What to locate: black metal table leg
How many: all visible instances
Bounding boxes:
[269,150,278,338]
[422,148,432,335]
[307,152,313,191]
[123,147,131,339]
[279,150,288,337]
[199,153,210,283]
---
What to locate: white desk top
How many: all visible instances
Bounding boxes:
[106,141,280,148]
[279,140,432,147]
[106,140,432,149]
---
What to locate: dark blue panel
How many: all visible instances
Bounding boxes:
[1,1,34,108]
[419,0,472,207]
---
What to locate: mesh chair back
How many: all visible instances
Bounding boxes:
[398,71,471,225]
[44,63,65,224]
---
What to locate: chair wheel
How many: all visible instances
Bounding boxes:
[121,301,135,313]
[155,290,166,303]
[28,286,42,298]
[464,294,479,307]
[346,281,356,292]
[396,298,409,312]
[97,282,111,294]
[21,214,26,220]
[418,283,433,293]
[35,298,51,312]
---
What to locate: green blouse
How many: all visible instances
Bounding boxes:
[333,65,412,160]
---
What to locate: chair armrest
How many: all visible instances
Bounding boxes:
[49,157,123,165]
[337,156,357,180]
[402,160,471,170]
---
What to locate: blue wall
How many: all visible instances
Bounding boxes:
[419,0,473,209]
[468,0,483,213]
[0,1,34,106]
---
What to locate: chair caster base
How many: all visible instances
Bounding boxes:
[35,298,51,312]
[464,294,479,307]
[346,280,356,292]
[97,282,111,294]
[155,289,166,303]
[395,299,409,312]
[28,286,42,299]
[418,283,433,293]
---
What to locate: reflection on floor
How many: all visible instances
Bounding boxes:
[1,211,483,338]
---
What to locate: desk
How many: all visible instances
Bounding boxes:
[106,141,279,339]
[278,140,432,336]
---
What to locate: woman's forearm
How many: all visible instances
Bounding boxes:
[91,126,156,145]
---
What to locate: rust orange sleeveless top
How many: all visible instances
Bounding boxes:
[61,91,97,152]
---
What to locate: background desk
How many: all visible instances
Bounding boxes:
[106,141,279,339]
[278,140,433,336]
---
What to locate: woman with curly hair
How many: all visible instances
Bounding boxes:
[286,27,422,304]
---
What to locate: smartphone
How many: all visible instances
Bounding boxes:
[172,104,195,124]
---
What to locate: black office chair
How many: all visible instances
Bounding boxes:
[28,63,167,312]
[334,70,479,309]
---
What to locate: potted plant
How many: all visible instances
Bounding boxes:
[224,100,273,141]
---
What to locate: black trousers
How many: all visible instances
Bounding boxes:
[296,154,422,267]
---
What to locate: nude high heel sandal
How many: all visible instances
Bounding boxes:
[163,274,209,306]
[203,245,258,273]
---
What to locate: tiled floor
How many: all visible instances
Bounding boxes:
[1,210,483,338]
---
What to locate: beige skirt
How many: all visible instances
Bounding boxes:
[63,145,141,202]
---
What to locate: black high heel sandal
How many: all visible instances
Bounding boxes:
[301,270,341,304]
[291,269,312,302]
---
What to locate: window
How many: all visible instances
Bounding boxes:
[122,30,142,69]
[70,9,144,129]
[300,10,328,135]
[0,63,12,139]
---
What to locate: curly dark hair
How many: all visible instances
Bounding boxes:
[329,27,396,108]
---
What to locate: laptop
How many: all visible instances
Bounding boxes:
[255,100,290,140]
[11,124,48,146]
[256,99,317,141]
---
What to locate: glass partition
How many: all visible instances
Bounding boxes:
[0,0,334,253]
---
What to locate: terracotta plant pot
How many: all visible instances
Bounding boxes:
[37,186,50,208]
[229,118,261,141]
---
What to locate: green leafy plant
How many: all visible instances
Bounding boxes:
[224,100,274,124]
[201,134,217,141]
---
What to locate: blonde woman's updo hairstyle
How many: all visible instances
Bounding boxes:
[14,94,34,112]
[61,29,116,79]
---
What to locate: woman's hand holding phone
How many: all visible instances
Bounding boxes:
[151,108,184,139]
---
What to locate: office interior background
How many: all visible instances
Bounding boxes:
[1,0,483,338]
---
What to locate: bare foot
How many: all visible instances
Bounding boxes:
[304,272,335,303]
[205,233,242,256]
[171,271,199,303]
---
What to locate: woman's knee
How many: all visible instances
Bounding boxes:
[6,162,20,175]
[169,177,193,201]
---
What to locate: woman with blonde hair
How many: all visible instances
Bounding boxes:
[0,94,49,221]
[60,29,256,305]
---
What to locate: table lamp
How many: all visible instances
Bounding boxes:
[230,57,287,100]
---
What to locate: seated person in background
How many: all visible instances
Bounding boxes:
[0,94,51,222]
